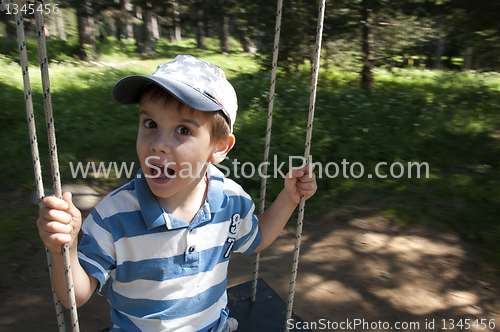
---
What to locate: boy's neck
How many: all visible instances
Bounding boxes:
[154,170,209,224]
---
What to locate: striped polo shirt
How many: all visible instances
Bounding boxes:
[78,164,262,332]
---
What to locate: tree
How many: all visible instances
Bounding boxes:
[326,0,438,88]
[444,0,500,69]
[115,0,134,42]
[67,0,123,60]
[75,0,97,60]
[140,1,157,54]
[172,0,181,42]
[233,5,257,53]
[56,3,67,41]
[1,9,16,39]
[242,0,319,73]
[194,0,205,49]
[360,0,373,89]
[211,0,237,54]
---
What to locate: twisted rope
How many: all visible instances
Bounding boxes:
[34,2,80,330]
[251,0,284,303]
[2,0,79,330]
[284,0,326,330]
[9,3,67,331]
[0,0,22,10]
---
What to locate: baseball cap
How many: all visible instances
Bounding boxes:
[112,54,238,132]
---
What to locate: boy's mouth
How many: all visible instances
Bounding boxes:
[149,164,176,179]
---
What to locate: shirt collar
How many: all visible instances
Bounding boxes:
[135,164,228,231]
[135,169,168,230]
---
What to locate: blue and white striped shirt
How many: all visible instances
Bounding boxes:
[78,164,262,332]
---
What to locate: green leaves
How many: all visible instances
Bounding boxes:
[1,53,499,274]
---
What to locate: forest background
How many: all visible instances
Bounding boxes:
[1,0,500,282]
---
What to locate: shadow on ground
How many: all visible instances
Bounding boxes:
[0,198,499,332]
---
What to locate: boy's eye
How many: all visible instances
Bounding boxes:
[144,119,157,129]
[176,126,192,136]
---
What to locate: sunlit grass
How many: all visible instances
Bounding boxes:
[1,47,499,275]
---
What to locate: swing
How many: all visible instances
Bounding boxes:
[1,0,78,331]
[3,0,326,330]
[226,1,326,331]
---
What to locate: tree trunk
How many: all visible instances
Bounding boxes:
[142,2,156,54]
[151,13,160,39]
[238,24,256,53]
[196,3,205,50]
[106,16,118,37]
[56,9,66,40]
[77,0,97,60]
[173,0,181,42]
[219,15,229,53]
[360,0,373,90]
[435,19,444,69]
[122,0,134,41]
[116,13,123,41]
[134,5,144,51]
[4,12,16,39]
[140,2,156,54]
[45,10,56,37]
[464,46,473,70]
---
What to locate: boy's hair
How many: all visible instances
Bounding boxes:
[142,83,231,145]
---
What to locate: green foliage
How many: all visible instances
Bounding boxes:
[228,66,500,272]
[1,50,499,274]
[0,35,81,65]
[95,36,138,58]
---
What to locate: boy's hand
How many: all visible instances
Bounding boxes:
[37,192,82,254]
[254,164,317,253]
[284,164,317,205]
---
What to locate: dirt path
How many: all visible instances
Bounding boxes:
[1,201,499,332]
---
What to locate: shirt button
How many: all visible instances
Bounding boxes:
[188,246,195,253]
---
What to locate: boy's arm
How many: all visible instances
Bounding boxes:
[38,192,98,308]
[48,245,99,308]
[253,165,317,252]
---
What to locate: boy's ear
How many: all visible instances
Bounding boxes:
[211,134,235,164]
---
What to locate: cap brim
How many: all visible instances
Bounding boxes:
[112,75,222,112]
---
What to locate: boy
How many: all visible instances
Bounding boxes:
[37,55,317,332]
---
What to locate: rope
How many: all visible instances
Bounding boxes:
[251,0,284,303]
[8,2,67,331]
[33,2,80,330]
[0,0,21,11]
[284,0,326,330]
[2,0,79,330]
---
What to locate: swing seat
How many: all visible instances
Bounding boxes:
[227,278,311,332]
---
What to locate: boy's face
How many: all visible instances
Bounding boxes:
[136,93,224,206]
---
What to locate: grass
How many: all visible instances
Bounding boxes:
[0,200,40,262]
[1,37,499,276]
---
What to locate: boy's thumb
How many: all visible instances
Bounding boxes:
[62,192,78,215]
[287,167,303,179]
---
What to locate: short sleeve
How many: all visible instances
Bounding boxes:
[78,209,116,292]
[231,198,261,255]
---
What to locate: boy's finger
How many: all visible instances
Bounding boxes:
[38,206,59,222]
[44,220,74,234]
[46,209,73,224]
[297,169,316,183]
[42,195,69,211]
[298,188,316,197]
[42,231,72,246]
[300,163,316,173]
[287,166,318,179]
[287,167,304,179]
[297,179,316,190]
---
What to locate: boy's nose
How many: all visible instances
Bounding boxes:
[150,131,173,154]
